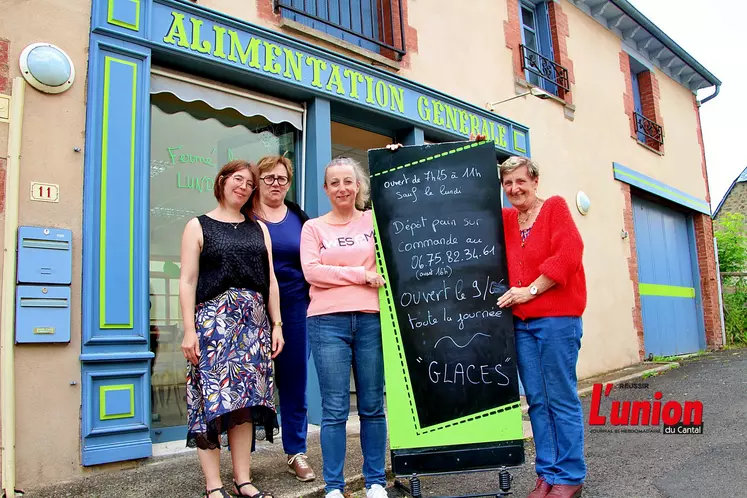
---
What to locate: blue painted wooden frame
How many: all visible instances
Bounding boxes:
[612,162,711,215]
[81,30,154,465]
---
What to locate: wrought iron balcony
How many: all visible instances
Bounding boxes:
[520,44,570,94]
[634,111,664,147]
[275,0,406,59]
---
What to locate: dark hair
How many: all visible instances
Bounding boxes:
[213,160,255,218]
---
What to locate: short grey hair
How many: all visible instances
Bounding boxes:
[499,156,540,180]
[325,156,371,210]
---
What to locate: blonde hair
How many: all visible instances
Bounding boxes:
[324,156,370,210]
[255,154,294,182]
[499,156,540,180]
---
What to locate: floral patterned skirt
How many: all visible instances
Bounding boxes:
[186,287,277,450]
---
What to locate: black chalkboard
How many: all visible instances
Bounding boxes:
[369,141,519,429]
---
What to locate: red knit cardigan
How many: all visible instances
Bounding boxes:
[502,195,587,320]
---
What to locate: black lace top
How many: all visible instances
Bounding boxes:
[195,215,270,306]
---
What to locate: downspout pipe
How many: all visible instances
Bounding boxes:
[1,76,26,498]
[699,83,720,106]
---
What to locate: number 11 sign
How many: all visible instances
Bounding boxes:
[30,182,60,203]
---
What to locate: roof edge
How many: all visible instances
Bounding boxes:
[610,0,721,86]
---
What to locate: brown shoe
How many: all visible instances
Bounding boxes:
[546,484,582,498]
[528,477,552,498]
[287,453,316,482]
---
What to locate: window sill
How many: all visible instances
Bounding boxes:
[514,77,575,121]
[633,137,664,156]
[278,18,402,72]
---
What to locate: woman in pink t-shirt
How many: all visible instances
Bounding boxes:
[300,157,389,498]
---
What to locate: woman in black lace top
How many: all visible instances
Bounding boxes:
[179,159,284,498]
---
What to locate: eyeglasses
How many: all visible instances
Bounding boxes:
[260,175,289,186]
[229,174,255,189]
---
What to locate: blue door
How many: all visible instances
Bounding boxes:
[632,197,702,356]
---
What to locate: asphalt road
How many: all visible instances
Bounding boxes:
[374,348,747,498]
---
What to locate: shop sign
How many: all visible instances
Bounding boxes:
[150,2,528,154]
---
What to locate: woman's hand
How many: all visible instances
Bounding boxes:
[271,325,285,359]
[181,329,200,365]
[365,271,386,288]
[386,143,403,152]
[469,133,488,141]
[496,287,533,308]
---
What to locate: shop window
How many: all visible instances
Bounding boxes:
[518,1,568,96]
[276,0,406,59]
[628,56,664,151]
[148,90,299,436]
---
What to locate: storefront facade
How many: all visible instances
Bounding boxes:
[0,0,721,489]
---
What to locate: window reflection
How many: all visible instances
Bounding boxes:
[148,93,298,435]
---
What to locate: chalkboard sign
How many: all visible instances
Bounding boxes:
[369,140,523,474]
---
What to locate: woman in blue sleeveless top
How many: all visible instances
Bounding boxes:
[179,160,284,498]
[252,155,316,483]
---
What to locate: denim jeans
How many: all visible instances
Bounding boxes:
[515,316,586,486]
[308,312,387,494]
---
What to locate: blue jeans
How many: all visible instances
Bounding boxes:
[308,312,387,494]
[515,316,586,486]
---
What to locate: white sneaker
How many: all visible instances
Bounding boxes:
[366,484,389,498]
[325,490,344,498]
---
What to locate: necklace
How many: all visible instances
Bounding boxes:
[518,199,540,225]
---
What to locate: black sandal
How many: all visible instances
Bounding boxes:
[234,480,274,498]
[205,487,231,498]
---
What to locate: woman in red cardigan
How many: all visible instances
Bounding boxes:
[496,156,586,498]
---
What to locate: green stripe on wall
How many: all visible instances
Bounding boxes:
[639,283,695,298]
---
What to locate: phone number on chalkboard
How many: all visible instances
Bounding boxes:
[411,246,495,270]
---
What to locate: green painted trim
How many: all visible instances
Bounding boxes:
[639,283,696,298]
[370,141,481,178]
[107,0,140,31]
[613,167,710,212]
[99,384,135,420]
[372,207,421,430]
[513,130,526,153]
[99,56,137,329]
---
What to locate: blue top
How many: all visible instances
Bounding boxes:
[260,208,309,308]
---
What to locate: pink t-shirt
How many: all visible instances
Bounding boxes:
[300,210,380,317]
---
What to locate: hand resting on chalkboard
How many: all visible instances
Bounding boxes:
[385,143,404,152]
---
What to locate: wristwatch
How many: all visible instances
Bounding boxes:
[529,285,538,296]
[273,321,283,327]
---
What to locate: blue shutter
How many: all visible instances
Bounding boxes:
[630,63,646,142]
[534,1,557,95]
[281,0,380,52]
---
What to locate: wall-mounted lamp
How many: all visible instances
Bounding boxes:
[486,87,552,111]
[19,43,75,94]
[576,191,591,216]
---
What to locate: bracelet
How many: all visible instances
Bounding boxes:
[272,321,283,327]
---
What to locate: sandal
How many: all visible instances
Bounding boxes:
[234,480,274,498]
[205,487,231,498]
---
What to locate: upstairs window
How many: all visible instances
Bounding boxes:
[276,0,406,59]
[518,1,568,96]
[628,55,664,151]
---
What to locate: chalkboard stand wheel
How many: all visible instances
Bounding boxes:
[393,468,514,498]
